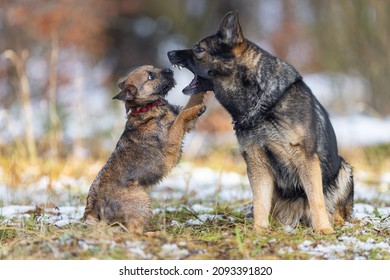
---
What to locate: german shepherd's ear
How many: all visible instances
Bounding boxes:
[113,85,137,101]
[218,11,244,46]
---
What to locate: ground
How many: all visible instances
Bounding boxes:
[0,145,389,260]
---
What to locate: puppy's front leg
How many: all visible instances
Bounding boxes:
[167,93,206,143]
[164,94,206,169]
[183,92,206,110]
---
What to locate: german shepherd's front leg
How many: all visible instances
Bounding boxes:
[297,153,334,234]
[242,145,274,232]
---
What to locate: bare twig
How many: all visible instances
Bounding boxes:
[2,49,37,160]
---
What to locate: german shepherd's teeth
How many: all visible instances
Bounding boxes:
[171,64,183,70]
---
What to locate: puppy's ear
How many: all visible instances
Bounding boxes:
[118,79,126,90]
[218,11,243,47]
[113,85,137,101]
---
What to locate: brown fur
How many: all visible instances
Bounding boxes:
[82,65,205,234]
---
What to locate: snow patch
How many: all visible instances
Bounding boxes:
[160,244,189,259]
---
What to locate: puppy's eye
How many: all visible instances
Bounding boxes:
[193,45,205,54]
[148,72,155,80]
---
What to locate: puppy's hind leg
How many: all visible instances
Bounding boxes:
[103,184,152,235]
[123,187,151,235]
[83,183,100,223]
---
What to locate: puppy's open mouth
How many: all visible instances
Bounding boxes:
[172,64,213,96]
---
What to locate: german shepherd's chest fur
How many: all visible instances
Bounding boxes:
[211,42,341,195]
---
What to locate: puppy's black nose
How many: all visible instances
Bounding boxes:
[162,68,173,74]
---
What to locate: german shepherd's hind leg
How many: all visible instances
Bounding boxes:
[242,145,274,233]
[297,153,334,234]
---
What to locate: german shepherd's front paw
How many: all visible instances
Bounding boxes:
[180,104,206,121]
[253,225,271,235]
[314,226,335,235]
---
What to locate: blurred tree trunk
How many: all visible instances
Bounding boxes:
[2,49,37,160]
[309,0,390,115]
[72,75,85,159]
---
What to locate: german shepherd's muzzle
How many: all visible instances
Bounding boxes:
[168,11,354,234]
[168,50,213,96]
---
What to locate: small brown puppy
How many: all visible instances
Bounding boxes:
[83,65,205,234]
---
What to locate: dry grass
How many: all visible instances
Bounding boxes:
[1,204,389,260]
[0,143,389,260]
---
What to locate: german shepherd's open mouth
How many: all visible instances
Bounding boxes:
[168,51,213,96]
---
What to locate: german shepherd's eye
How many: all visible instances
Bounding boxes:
[148,72,155,80]
[193,44,205,54]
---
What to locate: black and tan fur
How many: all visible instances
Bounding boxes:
[83,65,206,234]
[168,11,353,234]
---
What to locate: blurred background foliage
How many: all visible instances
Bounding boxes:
[0,0,389,167]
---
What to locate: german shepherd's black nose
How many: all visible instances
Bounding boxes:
[168,49,192,66]
[167,51,176,60]
[167,50,185,64]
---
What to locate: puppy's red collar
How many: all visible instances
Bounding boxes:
[129,99,164,115]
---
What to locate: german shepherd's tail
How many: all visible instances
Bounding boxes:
[325,158,354,223]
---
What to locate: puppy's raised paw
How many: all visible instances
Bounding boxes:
[180,104,206,121]
[197,105,207,117]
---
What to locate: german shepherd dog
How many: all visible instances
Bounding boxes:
[83,65,206,234]
[168,11,353,234]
